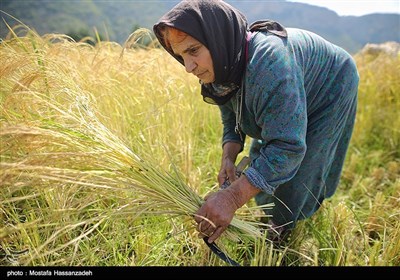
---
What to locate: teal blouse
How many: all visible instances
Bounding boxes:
[219,28,359,221]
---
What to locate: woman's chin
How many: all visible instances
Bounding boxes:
[199,78,215,84]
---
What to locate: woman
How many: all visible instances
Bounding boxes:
[153,0,359,244]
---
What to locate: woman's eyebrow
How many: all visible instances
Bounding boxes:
[175,43,200,56]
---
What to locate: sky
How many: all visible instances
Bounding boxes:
[287,0,400,16]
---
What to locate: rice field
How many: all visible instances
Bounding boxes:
[1,26,399,266]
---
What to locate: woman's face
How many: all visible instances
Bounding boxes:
[170,34,215,84]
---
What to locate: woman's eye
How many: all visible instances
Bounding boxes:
[189,47,199,55]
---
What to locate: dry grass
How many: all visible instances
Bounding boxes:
[1,27,272,266]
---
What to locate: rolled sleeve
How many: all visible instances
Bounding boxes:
[243,167,275,194]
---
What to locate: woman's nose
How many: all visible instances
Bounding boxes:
[184,58,197,73]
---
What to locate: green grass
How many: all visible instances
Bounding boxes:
[1,27,399,266]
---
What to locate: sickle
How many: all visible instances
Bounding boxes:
[203,237,241,266]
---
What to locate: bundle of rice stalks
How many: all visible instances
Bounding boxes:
[1,86,267,237]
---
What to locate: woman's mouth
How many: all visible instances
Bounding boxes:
[196,71,207,78]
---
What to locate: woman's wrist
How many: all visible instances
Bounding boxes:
[224,175,261,208]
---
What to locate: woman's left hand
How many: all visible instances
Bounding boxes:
[194,175,261,243]
[194,188,241,243]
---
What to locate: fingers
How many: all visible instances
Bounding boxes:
[195,217,227,243]
[194,215,218,240]
[198,225,225,244]
[218,168,237,187]
[217,171,228,186]
[227,168,236,184]
[196,219,216,235]
[218,158,236,186]
[207,226,225,243]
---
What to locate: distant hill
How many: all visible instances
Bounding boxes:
[0,0,399,54]
[235,1,400,53]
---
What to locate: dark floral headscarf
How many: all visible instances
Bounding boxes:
[153,0,248,105]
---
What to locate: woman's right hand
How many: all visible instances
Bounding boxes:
[218,142,242,187]
[218,157,237,187]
